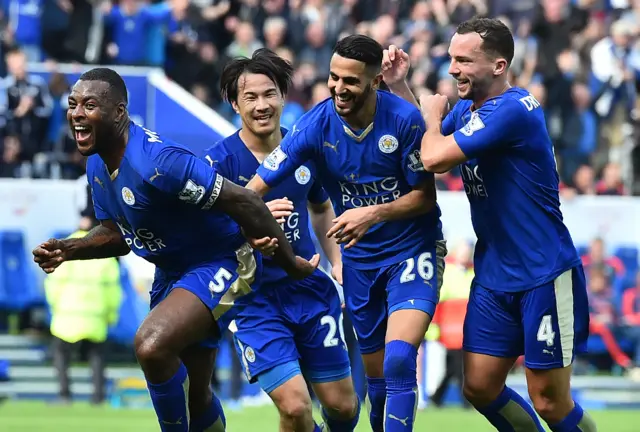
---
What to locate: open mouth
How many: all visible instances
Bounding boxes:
[456,79,470,91]
[334,93,353,109]
[254,114,272,126]
[73,125,92,145]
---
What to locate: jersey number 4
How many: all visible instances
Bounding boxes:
[400,252,434,283]
[537,315,556,347]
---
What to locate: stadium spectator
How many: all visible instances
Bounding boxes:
[0,134,22,177]
[2,48,52,164]
[44,216,123,404]
[582,237,626,285]
[622,271,640,379]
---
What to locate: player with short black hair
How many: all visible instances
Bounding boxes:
[246,35,446,432]
[383,16,596,432]
[32,67,319,432]
[205,48,360,432]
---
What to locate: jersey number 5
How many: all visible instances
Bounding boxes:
[400,252,434,283]
[209,268,234,294]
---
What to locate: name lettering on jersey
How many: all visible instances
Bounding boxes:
[459,112,485,137]
[323,140,339,153]
[121,187,136,206]
[339,177,401,208]
[143,127,162,143]
[178,179,206,204]
[460,163,488,198]
[116,221,167,252]
[263,146,287,171]
[149,168,163,182]
[280,212,301,243]
[295,166,311,185]
[519,94,541,112]
[93,176,104,189]
[407,150,425,172]
[378,135,399,154]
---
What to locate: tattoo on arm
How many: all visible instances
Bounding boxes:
[64,220,130,260]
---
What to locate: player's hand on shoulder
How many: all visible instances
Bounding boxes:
[265,197,293,224]
[32,238,68,274]
[248,236,278,257]
[419,93,450,123]
[326,207,379,249]
[289,253,320,280]
[382,45,410,86]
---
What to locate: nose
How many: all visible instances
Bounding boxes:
[255,96,269,112]
[70,104,85,121]
[448,60,460,77]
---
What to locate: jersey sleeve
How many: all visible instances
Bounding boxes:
[307,179,329,204]
[401,109,433,187]
[256,126,319,188]
[150,145,224,210]
[85,160,110,221]
[202,146,234,180]
[441,110,456,135]
[453,98,527,160]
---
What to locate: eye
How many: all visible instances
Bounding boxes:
[85,103,96,109]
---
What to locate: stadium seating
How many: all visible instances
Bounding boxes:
[0,231,45,311]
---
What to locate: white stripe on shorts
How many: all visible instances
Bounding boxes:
[554,269,575,367]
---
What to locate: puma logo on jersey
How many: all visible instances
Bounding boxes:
[238,175,254,184]
[323,140,339,153]
[388,414,409,426]
[93,176,104,189]
[149,168,163,182]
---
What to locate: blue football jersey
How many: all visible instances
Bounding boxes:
[443,87,581,292]
[204,129,329,285]
[86,123,246,272]
[256,91,443,270]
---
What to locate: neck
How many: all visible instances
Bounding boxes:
[472,80,511,110]
[100,118,131,174]
[343,92,377,130]
[239,127,282,160]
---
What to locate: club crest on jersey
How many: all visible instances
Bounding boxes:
[244,346,256,363]
[121,187,135,206]
[378,135,399,154]
[264,146,287,171]
[178,179,205,205]
[295,165,311,185]
[460,112,485,137]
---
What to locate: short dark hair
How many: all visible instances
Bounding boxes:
[220,48,294,103]
[78,67,128,105]
[333,35,383,70]
[456,17,514,65]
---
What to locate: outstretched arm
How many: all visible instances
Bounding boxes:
[64,220,130,260]
[214,178,317,279]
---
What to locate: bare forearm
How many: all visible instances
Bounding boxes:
[388,80,419,109]
[218,184,298,273]
[376,187,435,223]
[63,225,129,260]
[310,203,341,267]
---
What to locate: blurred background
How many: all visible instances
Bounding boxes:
[1,0,640,430]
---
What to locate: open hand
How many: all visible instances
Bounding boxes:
[382,45,410,86]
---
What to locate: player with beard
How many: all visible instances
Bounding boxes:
[383,17,596,432]
[203,48,359,432]
[245,35,446,432]
[31,67,319,432]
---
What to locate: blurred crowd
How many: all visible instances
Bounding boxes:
[0,0,639,193]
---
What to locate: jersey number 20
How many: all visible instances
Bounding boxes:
[400,252,434,283]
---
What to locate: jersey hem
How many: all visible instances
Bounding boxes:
[473,259,582,292]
